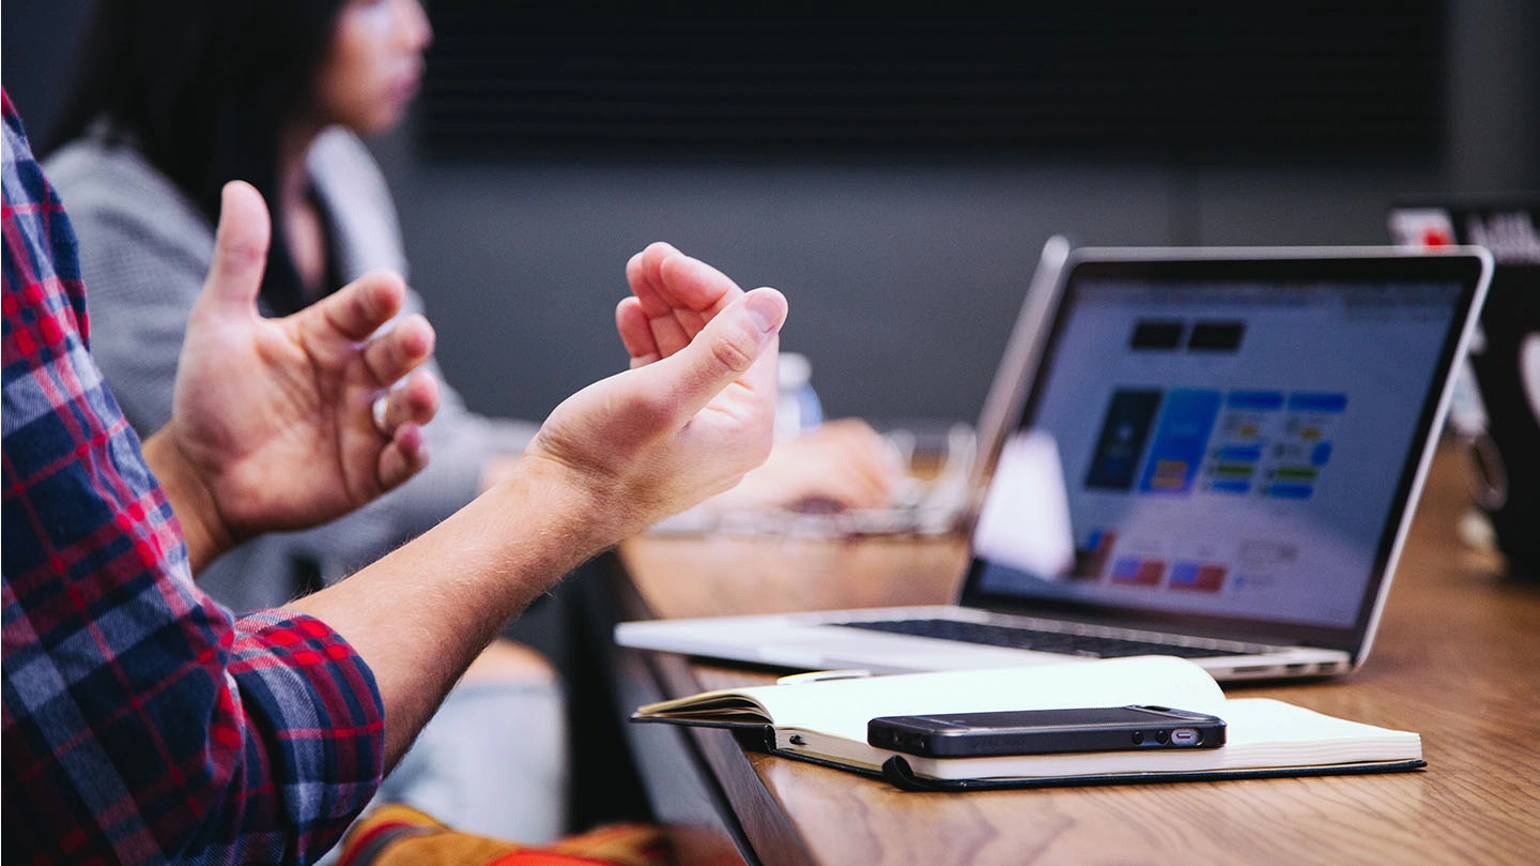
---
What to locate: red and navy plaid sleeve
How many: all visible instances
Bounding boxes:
[2,91,385,864]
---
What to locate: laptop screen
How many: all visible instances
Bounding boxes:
[965,251,1488,650]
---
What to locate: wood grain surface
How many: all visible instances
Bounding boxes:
[618,446,1540,866]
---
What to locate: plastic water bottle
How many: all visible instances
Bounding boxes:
[776,352,823,440]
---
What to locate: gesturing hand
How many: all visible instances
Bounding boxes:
[145,181,440,569]
[522,243,787,542]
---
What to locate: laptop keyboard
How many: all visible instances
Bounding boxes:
[837,618,1266,660]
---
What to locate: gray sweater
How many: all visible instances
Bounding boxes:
[46,127,537,611]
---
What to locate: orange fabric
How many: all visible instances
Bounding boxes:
[336,804,672,866]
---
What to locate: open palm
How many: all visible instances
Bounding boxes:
[162,182,440,542]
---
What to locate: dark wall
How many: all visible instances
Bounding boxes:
[2,0,94,138]
[5,1,1538,427]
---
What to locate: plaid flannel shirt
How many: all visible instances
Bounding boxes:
[2,90,385,865]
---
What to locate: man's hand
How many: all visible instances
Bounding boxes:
[619,243,899,515]
[144,181,441,571]
[521,242,787,541]
[615,241,742,367]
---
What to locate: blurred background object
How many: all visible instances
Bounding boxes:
[1390,197,1540,577]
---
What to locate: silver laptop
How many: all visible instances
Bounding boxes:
[617,245,1493,681]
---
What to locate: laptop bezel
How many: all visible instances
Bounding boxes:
[955,245,1493,661]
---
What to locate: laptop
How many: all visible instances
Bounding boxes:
[617,245,1493,681]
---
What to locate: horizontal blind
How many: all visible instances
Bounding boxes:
[419,1,1445,161]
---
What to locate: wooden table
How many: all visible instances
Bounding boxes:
[608,446,1540,866]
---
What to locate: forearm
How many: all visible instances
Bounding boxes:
[288,455,615,766]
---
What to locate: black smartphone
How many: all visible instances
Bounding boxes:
[867,705,1226,758]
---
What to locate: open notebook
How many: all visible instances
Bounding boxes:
[618,246,1492,682]
[632,657,1424,790]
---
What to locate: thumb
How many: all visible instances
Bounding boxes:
[198,181,271,315]
[642,287,788,416]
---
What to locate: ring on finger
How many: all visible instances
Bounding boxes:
[371,394,390,436]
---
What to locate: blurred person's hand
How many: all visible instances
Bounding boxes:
[523,243,787,537]
[710,418,904,513]
[144,181,440,571]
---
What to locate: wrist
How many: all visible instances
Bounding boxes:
[497,452,638,557]
[142,426,237,574]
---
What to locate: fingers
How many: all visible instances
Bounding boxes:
[819,419,908,490]
[636,244,742,317]
[625,242,746,360]
[625,242,682,318]
[377,421,430,491]
[358,310,435,391]
[197,181,271,316]
[658,251,741,317]
[786,468,891,511]
[373,369,440,433]
[734,420,904,511]
[296,269,433,388]
[616,297,659,368]
[315,270,412,342]
[828,455,902,509]
[372,370,439,491]
[632,287,787,421]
